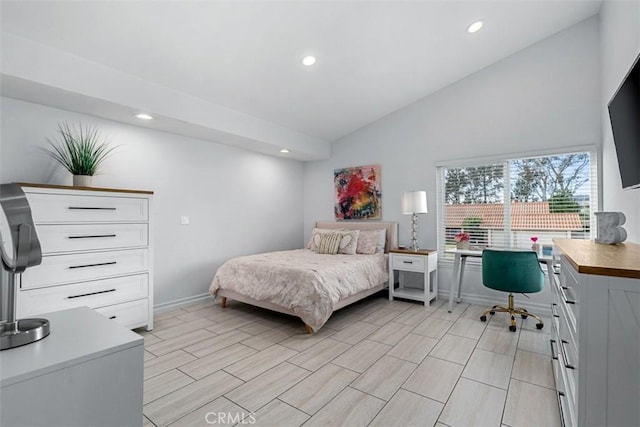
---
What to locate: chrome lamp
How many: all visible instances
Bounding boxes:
[402,190,428,251]
[0,183,50,350]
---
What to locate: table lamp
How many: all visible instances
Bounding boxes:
[402,190,428,251]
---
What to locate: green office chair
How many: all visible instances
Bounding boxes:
[479,249,544,332]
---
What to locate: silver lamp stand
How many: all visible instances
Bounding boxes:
[0,183,50,350]
[402,191,428,252]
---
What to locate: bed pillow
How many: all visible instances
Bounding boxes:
[375,229,387,253]
[316,232,342,255]
[355,229,387,254]
[336,229,360,255]
[356,230,383,254]
[306,228,338,250]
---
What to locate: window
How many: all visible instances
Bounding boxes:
[437,149,598,257]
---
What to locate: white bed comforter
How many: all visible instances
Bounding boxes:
[209,249,387,331]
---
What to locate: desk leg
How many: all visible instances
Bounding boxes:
[457,257,467,303]
[448,253,461,312]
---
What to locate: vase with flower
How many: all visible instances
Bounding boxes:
[455,232,470,250]
[531,236,539,253]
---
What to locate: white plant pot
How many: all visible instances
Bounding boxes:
[73,175,93,187]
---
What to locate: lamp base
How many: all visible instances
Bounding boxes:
[0,318,50,351]
[410,213,419,251]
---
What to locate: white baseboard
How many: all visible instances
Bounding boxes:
[154,292,213,314]
[437,290,552,317]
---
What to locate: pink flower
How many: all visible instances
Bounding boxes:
[531,236,538,243]
[455,232,470,243]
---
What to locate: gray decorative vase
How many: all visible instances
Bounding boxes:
[73,175,93,187]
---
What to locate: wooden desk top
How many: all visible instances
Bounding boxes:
[553,239,640,279]
[18,182,154,195]
[389,248,436,255]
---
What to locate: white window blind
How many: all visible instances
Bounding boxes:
[438,149,598,258]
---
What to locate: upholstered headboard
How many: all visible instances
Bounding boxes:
[314,221,398,253]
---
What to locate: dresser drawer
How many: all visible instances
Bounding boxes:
[95,299,149,329]
[21,249,149,289]
[392,254,425,271]
[36,223,148,254]
[26,192,148,223]
[17,274,149,317]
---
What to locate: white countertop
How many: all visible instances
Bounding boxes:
[1,306,143,387]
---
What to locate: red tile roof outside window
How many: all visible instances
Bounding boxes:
[445,202,583,230]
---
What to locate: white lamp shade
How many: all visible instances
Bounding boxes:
[402,191,428,214]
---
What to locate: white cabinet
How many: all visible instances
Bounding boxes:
[551,239,639,427]
[388,248,438,306]
[1,307,144,427]
[17,183,154,330]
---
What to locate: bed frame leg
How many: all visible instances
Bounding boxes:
[221,297,227,308]
[305,324,313,334]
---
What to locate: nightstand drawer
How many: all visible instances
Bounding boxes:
[26,192,148,223]
[392,254,425,271]
[36,223,148,254]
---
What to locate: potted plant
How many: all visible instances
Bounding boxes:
[44,122,116,187]
[454,232,470,250]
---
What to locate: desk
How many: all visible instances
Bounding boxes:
[447,248,553,312]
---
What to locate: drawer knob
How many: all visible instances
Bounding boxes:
[67,288,116,299]
[109,315,117,320]
[69,261,117,269]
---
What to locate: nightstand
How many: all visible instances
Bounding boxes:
[388,248,438,306]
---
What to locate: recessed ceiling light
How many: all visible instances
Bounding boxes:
[302,56,316,66]
[467,20,483,33]
[135,113,153,120]
[280,149,290,153]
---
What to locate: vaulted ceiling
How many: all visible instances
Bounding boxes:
[1,1,602,160]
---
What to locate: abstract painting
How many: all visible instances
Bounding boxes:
[334,164,382,220]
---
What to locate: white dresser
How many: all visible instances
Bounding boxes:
[551,239,639,427]
[17,183,154,331]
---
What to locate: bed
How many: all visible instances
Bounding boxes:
[209,221,398,332]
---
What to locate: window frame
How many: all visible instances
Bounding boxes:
[435,145,600,261]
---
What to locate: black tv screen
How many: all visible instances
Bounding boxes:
[608,52,640,190]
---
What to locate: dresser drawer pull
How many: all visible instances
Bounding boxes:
[550,339,559,360]
[68,261,117,269]
[68,206,117,211]
[68,234,117,239]
[67,288,117,299]
[109,316,117,320]
[561,286,576,304]
[560,340,575,369]
[551,303,559,318]
[402,260,414,264]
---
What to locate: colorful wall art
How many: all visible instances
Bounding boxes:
[334,164,382,220]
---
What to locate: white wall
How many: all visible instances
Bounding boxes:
[304,17,601,311]
[600,0,640,243]
[1,97,304,309]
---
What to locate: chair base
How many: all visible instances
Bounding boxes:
[480,293,544,332]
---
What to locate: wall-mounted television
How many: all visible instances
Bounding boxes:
[608,52,640,190]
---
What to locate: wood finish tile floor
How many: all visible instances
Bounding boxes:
[138,294,561,427]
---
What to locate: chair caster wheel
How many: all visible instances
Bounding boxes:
[489,311,495,315]
[480,315,487,322]
[509,325,517,332]
[536,323,544,329]
[521,314,528,319]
